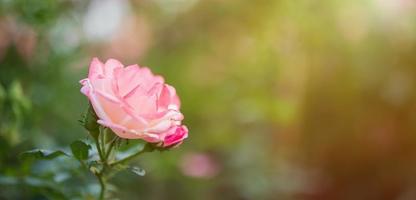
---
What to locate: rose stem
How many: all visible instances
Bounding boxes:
[100,128,106,157]
[95,172,106,200]
[93,127,108,199]
[104,136,118,160]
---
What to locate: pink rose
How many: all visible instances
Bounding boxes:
[80,58,188,147]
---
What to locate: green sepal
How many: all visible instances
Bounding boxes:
[83,104,100,139]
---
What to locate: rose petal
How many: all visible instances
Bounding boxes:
[88,57,105,79]
[163,125,188,147]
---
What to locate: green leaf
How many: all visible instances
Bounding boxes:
[129,166,146,176]
[23,177,69,200]
[70,140,91,160]
[20,149,68,161]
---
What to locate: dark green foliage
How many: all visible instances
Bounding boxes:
[14,0,63,26]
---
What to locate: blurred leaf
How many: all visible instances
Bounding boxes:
[24,177,69,200]
[0,83,5,109]
[0,175,18,185]
[70,140,91,160]
[20,149,68,161]
[9,80,31,111]
[14,0,61,26]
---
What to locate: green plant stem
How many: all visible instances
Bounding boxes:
[100,128,106,157]
[95,138,104,160]
[104,137,118,160]
[109,143,153,167]
[95,172,106,200]
[94,129,107,199]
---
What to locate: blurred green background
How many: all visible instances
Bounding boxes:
[1,0,416,199]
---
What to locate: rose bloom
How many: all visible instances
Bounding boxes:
[80,58,188,147]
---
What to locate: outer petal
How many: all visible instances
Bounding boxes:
[81,79,112,123]
[88,57,105,79]
[166,85,181,109]
[97,119,160,141]
[158,84,181,111]
[163,125,188,147]
[80,78,90,96]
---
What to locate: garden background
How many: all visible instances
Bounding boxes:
[1,0,416,199]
